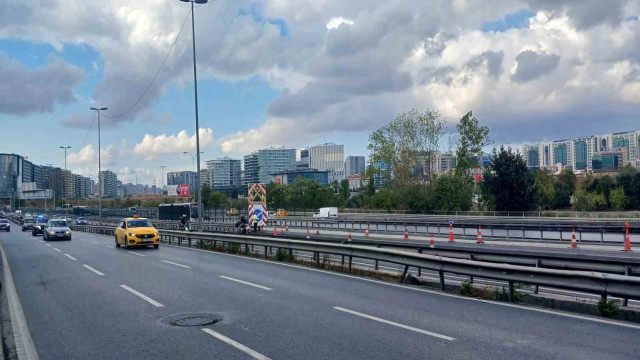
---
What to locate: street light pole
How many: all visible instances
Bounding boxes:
[59,146,71,204]
[183,152,195,172]
[180,0,208,232]
[90,107,108,225]
[160,166,166,193]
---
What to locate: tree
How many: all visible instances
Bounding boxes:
[368,109,445,188]
[339,179,350,202]
[482,147,536,211]
[371,187,399,211]
[432,174,473,211]
[610,187,630,210]
[554,169,575,209]
[455,111,491,176]
[266,183,289,209]
[209,191,229,209]
[533,169,555,210]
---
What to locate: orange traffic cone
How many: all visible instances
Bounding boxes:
[306,227,310,239]
[449,225,454,242]
[430,233,435,248]
[477,226,484,244]
[316,225,320,235]
[404,227,409,240]
[273,226,278,237]
[571,227,577,249]
[348,229,352,241]
[623,222,632,251]
[365,226,369,237]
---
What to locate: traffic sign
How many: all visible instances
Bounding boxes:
[449,218,454,225]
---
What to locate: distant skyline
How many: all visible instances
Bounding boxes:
[1,1,639,186]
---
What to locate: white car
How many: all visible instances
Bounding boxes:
[313,207,338,218]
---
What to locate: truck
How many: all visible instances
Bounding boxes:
[312,207,338,218]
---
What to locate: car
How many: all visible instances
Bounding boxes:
[75,217,87,225]
[0,219,10,232]
[43,220,72,241]
[313,207,339,218]
[275,209,288,217]
[226,208,239,216]
[32,216,49,236]
[115,216,160,249]
[22,217,35,231]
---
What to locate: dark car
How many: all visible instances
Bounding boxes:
[0,219,9,232]
[43,220,71,241]
[32,217,49,236]
[75,217,87,225]
[22,217,35,231]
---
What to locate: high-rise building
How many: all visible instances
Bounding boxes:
[524,130,640,172]
[271,168,330,186]
[244,148,296,184]
[99,170,118,198]
[73,173,84,199]
[199,169,209,189]
[83,177,95,198]
[61,170,75,200]
[307,143,345,182]
[207,157,241,189]
[440,152,457,173]
[297,149,310,169]
[345,156,366,176]
[167,171,198,192]
[243,153,260,185]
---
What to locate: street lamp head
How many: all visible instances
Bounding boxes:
[90,107,98,110]
[100,107,108,111]
[179,0,209,3]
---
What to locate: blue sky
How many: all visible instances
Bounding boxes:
[2,1,639,185]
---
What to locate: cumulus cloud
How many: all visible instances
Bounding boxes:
[67,144,120,167]
[511,50,561,83]
[0,52,83,115]
[133,128,214,161]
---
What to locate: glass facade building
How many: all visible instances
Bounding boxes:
[207,157,242,189]
[574,141,587,170]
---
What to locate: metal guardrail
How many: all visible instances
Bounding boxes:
[70,225,640,302]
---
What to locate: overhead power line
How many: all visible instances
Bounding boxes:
[106,8,192,120]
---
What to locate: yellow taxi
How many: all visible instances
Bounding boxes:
[226,208,239,216]
[115,216,160,249]
[275,209,288,217]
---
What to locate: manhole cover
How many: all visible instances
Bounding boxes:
[161,313,224,327]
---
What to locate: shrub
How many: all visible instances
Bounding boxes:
[228,243,241,254]
[597,299,620,318]
[460,280,474,296]
[275,248,289,261]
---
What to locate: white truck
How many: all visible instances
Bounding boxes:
[312,207,338,218]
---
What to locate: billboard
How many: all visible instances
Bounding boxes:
[167,184,190,197]
[247,183,268,226]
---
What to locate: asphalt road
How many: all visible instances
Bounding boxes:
[2,228,640,359]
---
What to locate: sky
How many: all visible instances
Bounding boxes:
[0,0,639,186]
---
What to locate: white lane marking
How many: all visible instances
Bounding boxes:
[219,276,272,290]
[105,245,114,249]
[334,307,455,341]
[162,243,640,330]
[202,328,271,360]
[119,285,164,307]
[127,251,145,257]
[82,264,105,276]
[53,248,61,252]
[80,239,86,242]
[0,242,39,360]
[64,254,77,261]
[45,244,51,247]
[162,260,191,269]
[91,241,100,245]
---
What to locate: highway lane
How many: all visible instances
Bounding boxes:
[2,229,640,359]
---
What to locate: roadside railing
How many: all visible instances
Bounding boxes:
[70,225,640,303]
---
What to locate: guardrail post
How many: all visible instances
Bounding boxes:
[559,231,563,241]
[375,259,379,270]
[468,254,474,283]
[439,270,445,290]
[508,281,514,302]
[579,230,582,243]
[245,243,249,255]
[540,228,543,241]
[264,246,268,258]
[522,228,525,240]
[341,255,345,265]
[401,265,409,282]
[534,259,541,294]
[417,249,422,276]
[623,266,630,306]
[601,293,608,302]
[213,240,217,250]
[188,238,192,247]
[315,252,320,267]
[288,248,293,260]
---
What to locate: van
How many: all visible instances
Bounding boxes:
[313,207,338,218]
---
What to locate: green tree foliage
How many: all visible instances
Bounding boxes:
[266,182,289,209]
[482,147,536,211]
[370,187,400,211]
[368,109,445,188]
[455,111,491,176]
[266,178,341,210]
[609,187,630,210]
[553,169,575,209]
[339,179,350,202]
[533,169,556,209]
[432,174,473,211]
[199,186,229,208]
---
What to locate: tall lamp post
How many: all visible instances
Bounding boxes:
[160,165,166,194]
[90,107,108,224]
[59,146,71,205]
[179,0,208,232]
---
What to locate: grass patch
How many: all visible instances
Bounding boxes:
[460,280,474,296]
[597,299,621,318]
